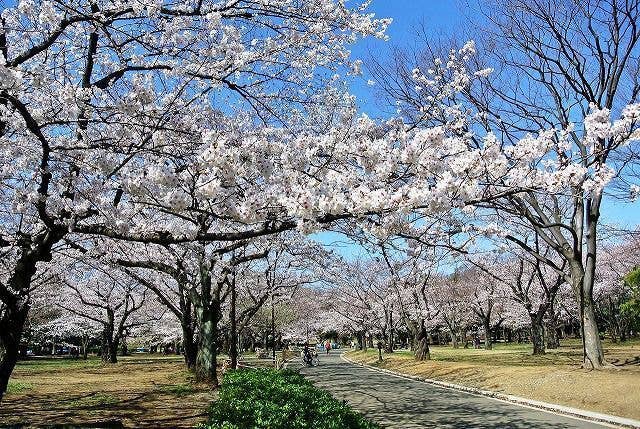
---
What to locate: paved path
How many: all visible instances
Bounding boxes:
[296,351,610,429]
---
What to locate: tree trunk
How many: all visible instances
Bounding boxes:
[571,262,605,369]
[545,309,560,349]
[581,297,605,369]
[82,334,89,360]
[483,317,492,350]
[451,331,459,348]
[545,305,560,349]
[386,312,394,353]
[414,322,431,361]
[101,317,117,364]
[229,274,238,370]
[195,304,219,386]
[0,302,29,401]
[120,336,128,356]
[182,322,197,370]
[356,331,364,351]
[530,316,545,355]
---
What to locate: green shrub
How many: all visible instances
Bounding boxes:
[200,369,380,429]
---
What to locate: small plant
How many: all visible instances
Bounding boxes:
[6,381,33,394]
[200,369,380,429]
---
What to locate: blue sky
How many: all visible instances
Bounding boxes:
[313,0,640,257]
[348,0,466,117]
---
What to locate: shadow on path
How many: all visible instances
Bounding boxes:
[297,351,608,429]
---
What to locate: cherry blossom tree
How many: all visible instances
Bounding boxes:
[367,1,640,368]
[376,242,445,360]
[594,235,640,341]
[467,242,567,355]
[0,0,392,397]
[51,259,156,363]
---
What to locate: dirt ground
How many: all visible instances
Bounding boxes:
[0,355,215,428]
[347,340,640,420]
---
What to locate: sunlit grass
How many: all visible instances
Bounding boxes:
[158,383,197,397]
[354,339,640,367]
[6,381,33,394]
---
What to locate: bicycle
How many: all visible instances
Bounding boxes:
[301,349,319,367]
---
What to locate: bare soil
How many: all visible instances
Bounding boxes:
[0,355,215,428]
[347,340,640,420]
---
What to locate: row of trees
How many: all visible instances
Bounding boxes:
[325,233,640,360]
[1,0,639,401]
[23,234,325,384]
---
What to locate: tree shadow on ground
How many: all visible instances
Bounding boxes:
[299,355,608,429]
[0,384,211,428]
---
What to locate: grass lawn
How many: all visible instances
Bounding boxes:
[346,339,640,420]
[0,355,215,428]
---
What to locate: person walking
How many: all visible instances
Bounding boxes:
[324,340,331,355]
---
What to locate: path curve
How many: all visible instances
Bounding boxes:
[296,350,611,429]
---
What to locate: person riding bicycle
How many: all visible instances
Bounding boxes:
[303,343,312,365]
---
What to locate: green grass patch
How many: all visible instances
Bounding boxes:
[6,381,33,394]
[354,338,640,367]
[66,393,119,408]
[200,368,380,429]
[159,383,197,397]
[15,357,102,374]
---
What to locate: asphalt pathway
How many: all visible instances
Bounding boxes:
[296,350,610,429]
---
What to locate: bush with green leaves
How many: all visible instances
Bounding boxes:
[200,369,380,429]
[621,268,640,330]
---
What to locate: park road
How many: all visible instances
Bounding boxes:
[297,350,611,429]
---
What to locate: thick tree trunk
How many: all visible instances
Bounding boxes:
[0,229,64,401]
[356,331,364,351]
[101,321,117,364]
[195,304,220,386]
[181,322,197,370]
[414,323,431,361]
[530,316,545,355]
[581,297,605,369]
[546,325,559,349]
[571,262,605,369]
[545,310,560,349]
[0,302,29,402]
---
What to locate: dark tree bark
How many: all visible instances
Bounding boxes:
[81,334,89,360]
[229,271,239,370]
[0,228,63,401]
[530,316,545,355]
[414,321,431,361]
[182,320,198,370]
[195,304,219,385]
[482,316,492,350]
[101,312,118,364]
[0,302,30,402]
[545,307,560,349]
